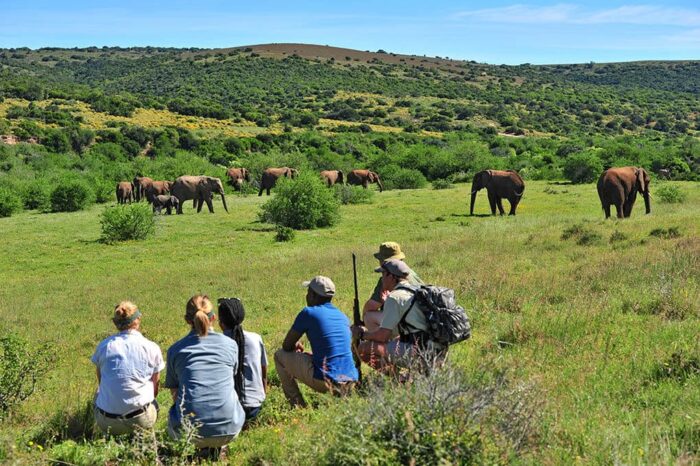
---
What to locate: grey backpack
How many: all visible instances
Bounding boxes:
[397,284,471,347]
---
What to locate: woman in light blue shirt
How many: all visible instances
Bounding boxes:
[164,295,245,451]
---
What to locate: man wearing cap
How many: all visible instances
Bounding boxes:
[353,259,429,371]
[274,276,359,407]
[363,242,423,332]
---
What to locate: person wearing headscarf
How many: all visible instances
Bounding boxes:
[218,297,267,421]
[91,301,164,435]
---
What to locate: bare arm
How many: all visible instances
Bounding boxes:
[170,388,177,402]
[95,367,101,384]
[363,299,382,313]
[282,329,303,352]
[353,326,393,343]
[151,372,160,398]
[261,365,268,393]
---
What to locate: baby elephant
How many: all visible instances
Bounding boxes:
[152,195,180,215]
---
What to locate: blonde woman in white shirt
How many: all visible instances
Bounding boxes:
[91,301,165,435]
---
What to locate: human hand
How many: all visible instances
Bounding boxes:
[351,325,368,339]
[294,341,304,352]
[380,289,390,302]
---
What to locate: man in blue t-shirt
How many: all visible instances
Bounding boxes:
[274,275,359,407]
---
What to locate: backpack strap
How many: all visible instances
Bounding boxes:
[394,284,420,336]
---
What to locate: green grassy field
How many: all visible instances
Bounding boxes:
[0,180,698,464]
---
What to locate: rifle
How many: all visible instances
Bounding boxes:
[352,253,363,382]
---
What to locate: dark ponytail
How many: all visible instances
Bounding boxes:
[218,298,246,403]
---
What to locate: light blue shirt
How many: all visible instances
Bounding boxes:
[164,330,245,439]
[91,329,165,415]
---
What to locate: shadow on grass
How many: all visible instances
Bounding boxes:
[31,399,96,444]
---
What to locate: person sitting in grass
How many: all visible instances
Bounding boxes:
[218,297,268,422]
[274,276,359,407]
[91,301,164,436]
[164,295,245,455]
[363,242,423,332]
[354,260,433,374]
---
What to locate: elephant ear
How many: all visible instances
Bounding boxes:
[636,168,647,193]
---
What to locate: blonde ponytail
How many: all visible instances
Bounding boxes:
[186,295,213,337]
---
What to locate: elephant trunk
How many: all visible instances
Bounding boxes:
[643,190,651,214]
[470,190,477,215]
[220,192,229,213]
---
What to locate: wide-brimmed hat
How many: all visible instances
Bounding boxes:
[302,275,336,298]
[373,242,405,261]
[375,259,411,278]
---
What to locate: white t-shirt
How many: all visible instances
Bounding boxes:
[91,329,165,415]
[242,331,267,408]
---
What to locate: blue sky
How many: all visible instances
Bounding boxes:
[1,1,699,64]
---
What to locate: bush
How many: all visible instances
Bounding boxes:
[334,184,375,205]
[50,180,95,212]
[275,225,295,242]
[323,365,541,465]
[432,178,454,190]
[0,333,54,418]
[655,183,686,203]
[22,182,50,211]
[0,188,22,217]
[260,172,340,230]
[383,167,428,190]
[100,204,156,243]
[562,151,603,184]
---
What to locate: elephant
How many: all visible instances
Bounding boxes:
[226,168,251,191]
[132,176,153,202]
[116,181,134,204]
[597,167,651,219]
[347,169,383,192]
[320,170,344,187]
[657,168,671,180]
[470,170,525,216]
[145,180,173,203]
[258,167,299,196]
[152,195,179,215]
[171,176,229,214]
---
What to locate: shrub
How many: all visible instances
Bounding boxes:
[562,151,604,184]
[649,227,681,239]
[100,204,155,243]
[22,182,50,211]
[50,180,95,212]
[92,178,113,204]
[0,188,22,217]
[259,172,340,230]
[432,178,454,190]
[655,183,686,203]
[0,333,54,418]
[561,223,602,245]
[334,184,375,205]
[275,225,295,242]
[383,167,428,190]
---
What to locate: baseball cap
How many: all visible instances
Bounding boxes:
[302,275,336,298]
[374,259,411,278]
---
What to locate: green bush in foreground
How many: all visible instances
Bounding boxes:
[50,180,95,212]
[260,172,340,230]
[0,333,54,418]
[655,183,686,203]
[432,178,454,190]
[21,182,51,211]
[0,188,22,218]
[275,225,295,242]
[383,166,428,190]
[334,184,375,205]
[100,204,155,243]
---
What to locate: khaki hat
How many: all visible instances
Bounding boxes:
[373,242,405,261]
[302,275,336,298]
[375,259,410,278]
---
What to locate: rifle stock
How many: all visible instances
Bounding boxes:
[352,253,363,381]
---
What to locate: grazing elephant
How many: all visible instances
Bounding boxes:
[132,176,153,202]
[152,195,179,215]
[171,176,229,214]
[470,170,525,216]
[258,167,299,196]
[657,168,671,180]
[320,170,344,187]
[145,180,173,203]
[597,167,651,219]
[116,181,133,204]
[226,168,251,191]
[347,169,383,192]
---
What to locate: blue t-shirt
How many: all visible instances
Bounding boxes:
[164,330,245,439]
[291,302,359,383]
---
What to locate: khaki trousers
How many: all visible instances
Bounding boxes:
[167,423,237,448]
[274,350,329,407]
[94,403,157,436]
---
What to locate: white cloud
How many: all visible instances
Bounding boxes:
[453,3,700,27]
[664,28,700,45]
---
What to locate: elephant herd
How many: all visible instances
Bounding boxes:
[468,166,651,219]
[116,165,652,219]
[116,175,228,215]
